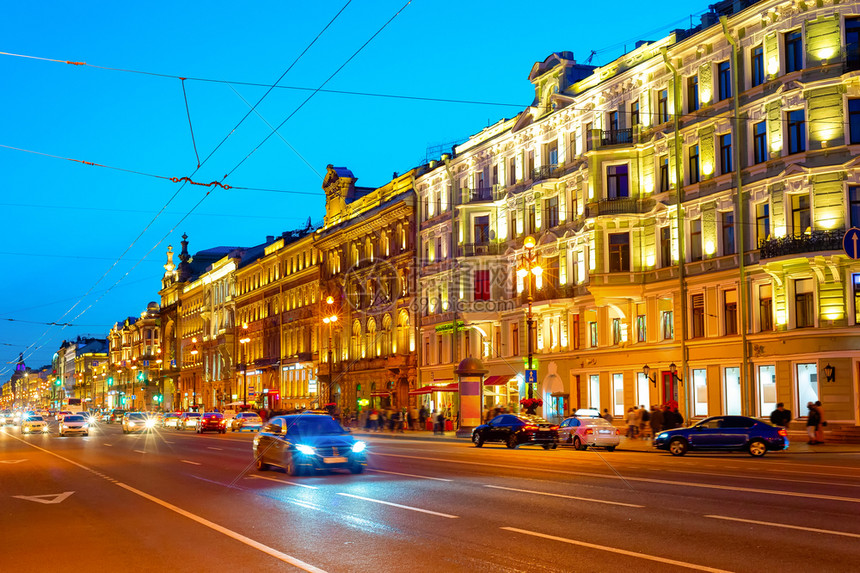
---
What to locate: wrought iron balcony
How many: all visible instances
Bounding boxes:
[600,128,634,146]
[758,228,844,259]
[458,243,503,257]
[585,196,655,217]
[460,187,494,204]
[532,164,561,182]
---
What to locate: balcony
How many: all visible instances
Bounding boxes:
[600,128,634,147]
[532,164,561,182]
[458,242,504,257]
[585,196,655,217]
[460,187,494,204]
[758,228,844,260]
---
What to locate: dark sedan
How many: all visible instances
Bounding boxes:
[253,413,366,476]
[196,412,227,434]
[654,415,788,457]
[472,414,559,449]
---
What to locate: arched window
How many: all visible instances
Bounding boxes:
[381,314,392,356]
[351,244,360,266]
[381,232,390,257]
[352,320,362,359]
[365,237,374,262]
[367,318,378,357]
[396,310,410,354]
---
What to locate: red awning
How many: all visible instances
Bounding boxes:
[408,387,433,396]
[483,375,512,386]
[408,382,459,395]
[434,382,459,392]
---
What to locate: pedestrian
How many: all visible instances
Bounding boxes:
[431,409,440,435]
[639,405,651,439]
[435,409,446,435]
[806,402,821,444]
[769,402,792,429]
[649,405,663,439]
[602,408,614,424]
[369,408,379,432]
[625,407,637,439]
[418,406,427,430]
[814,400,826,444]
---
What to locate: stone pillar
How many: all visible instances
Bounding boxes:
[455,357,488,438]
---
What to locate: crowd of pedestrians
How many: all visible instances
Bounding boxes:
[608,404,683,440]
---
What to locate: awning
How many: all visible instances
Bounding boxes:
[435,382,459,392]
[408,382,459,395]
[483,375,513,386]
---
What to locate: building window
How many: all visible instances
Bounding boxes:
[687,75,699,112]
[784,30,803,73]
[848,17,860,72]
[510,209,518,238]
[690,218,702,262]
[693,369,708,417]
[437,335,443,364]
[688,145,700,184]
[791,194,810,234]
[659,155,670,192]
[691,293,705,338]
[755,202,770,245]
[724,290,738,335]
[527,151,535,178]
[572,314,580,350]
[758,365,777,417]
[630,100,640,126]
[724,367,741,415]
[608,233,630,272]
[796,362,819,411]
[854,274,860,324]
[660,226,672,267]
[657,89,669,123]
[511,323,519,356]
[612,373,624,416]
[589,321,598,347]
[722,211,735,255]
[719,133,732,174]
[474,215,490,245]
[606,164,629,198]
[611,318,622,345]
[661,311,674,340]
[545,196,559,228]
[718,61,732,101]
[760,284,773,332]
[753,121,768,164]
[528,205,536,234]
[547,141,559,166]
[795,278,814,328]
[474,270,490,301]
[786,109,806,155]
[508,157,517,185]
[636,314,646,343]
[751,44,764,87]
[607,110,619,132]
[585,122,594,152]
[849,100,860,144]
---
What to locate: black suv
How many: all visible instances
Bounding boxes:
[472,414,559,449]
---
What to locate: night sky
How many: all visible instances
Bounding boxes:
[1,0,708,373]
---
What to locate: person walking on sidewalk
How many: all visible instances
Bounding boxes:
[769,403,792,429]
[649,405,663,438]
[639,405,651,440]
[814,400,826,444]
[625,407,637,439]
[806,402,821,444]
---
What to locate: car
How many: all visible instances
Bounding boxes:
[79,412,99,425]
[196,412,227,434]
[160,413,181,429]
[21,414,49,434]
[122,412,156,434]
[471,414,559,449]
[55,411,72,421]
[253,413,366,476]
[230,412,263,432]
[176,412,202,430]
[0,410,13,425]
[109,409,127,424]
[558,416,620,451]
[654,415,788,457]
[58,415,89,437]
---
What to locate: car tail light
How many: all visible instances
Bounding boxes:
[549,425,559,431]
[585,428,593,435]
[778,429,787,437]
[523,425,539,431]
[615,429,620,435]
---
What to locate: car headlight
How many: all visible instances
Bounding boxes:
[128,422,136,427]
[145,419,156,428]
[42,426,50,433]
[657,433,668,440]
[296,444,315,456]
[351,441,367,453]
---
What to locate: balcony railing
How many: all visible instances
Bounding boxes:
[458,243,504,257]
[758,228,844,259]
[460,187,494,203]
[600,128,634,147]
[532,164,561,182]
[585,196,655,217]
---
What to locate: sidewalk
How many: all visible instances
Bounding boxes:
[353,429,860,454]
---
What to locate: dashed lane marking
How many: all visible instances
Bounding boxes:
[368,469,452,482]
[180,460,201,466]
[485,485,644,508]
[336,492,459,519]
[133,450,146,454]
[248,474,319,490]
[705,515,860,539]
[207,447,223,451]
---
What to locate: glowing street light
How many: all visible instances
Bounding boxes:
[517,236,542,400]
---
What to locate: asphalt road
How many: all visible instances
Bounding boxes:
[2,422,859,573]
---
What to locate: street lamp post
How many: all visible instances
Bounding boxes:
[322,296,338,409]
[239,323,250,408]
[516,236,542,400]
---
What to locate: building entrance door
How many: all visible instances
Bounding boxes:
[661,371,677,405]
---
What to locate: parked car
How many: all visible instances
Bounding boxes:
[122,412,155,434]
[558,416,620,451]
[176,412,202,430]
[196,412,227,434]
[21,414,49,434]
[471,414,559,449]
[161,412,181,429]
[230,412,263,432]
[58,415,89,437]
[253,413,366,476]
[654,415,788,457]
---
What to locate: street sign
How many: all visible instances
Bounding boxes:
[525,369,538,385]
[843,228,860,259]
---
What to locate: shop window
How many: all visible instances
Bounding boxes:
[796,363,818,412]
[612,373,624,416]
[758,364,777,417]
[636,372,649,407]
[693,369,708,417]
[589,374,600,410]
[724,367,742,415]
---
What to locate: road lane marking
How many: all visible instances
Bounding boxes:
[207,447,223,451]
[13,491,74,504]
[0,459,27,464]
[249,474,319,490]
[502,527,732,572]
[663,468,860,488]
[368,469,452,482]
[373,452,860,504]
[180,460,201,466]
[485,485,644,508]
[103,444,113,447]
[336,493,458,518]
[115,482,327,572]
[133,450,146,454]
[1,431,328,573]
[705,515,860,539]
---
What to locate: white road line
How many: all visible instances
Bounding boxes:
[663,468,860,488]
[485,485,644,508]
[133,450,146,454]
[180,460,201,466]
[706,515,860,539]
[207,447,223,451]
[116,482,327,572]
[369,469,452,482]
[373,452,860,504]
[502,527,732,573]
[336,493,459,518]
[249,474,319,490]
[103,444,113,447]
[4,430,327,573]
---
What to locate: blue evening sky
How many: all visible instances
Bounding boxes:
[1,0,706,372]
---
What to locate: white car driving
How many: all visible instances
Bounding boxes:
[58,415,89,437]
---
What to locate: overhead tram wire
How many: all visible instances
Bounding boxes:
[0,3,353,371]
